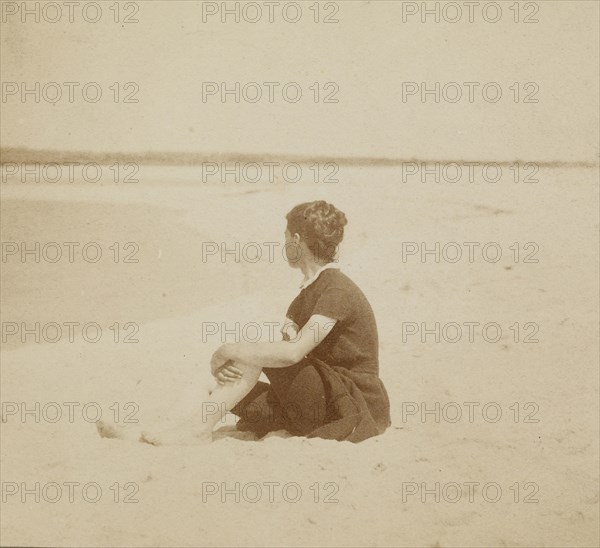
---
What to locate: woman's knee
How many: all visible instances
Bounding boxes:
[235,362,263,382]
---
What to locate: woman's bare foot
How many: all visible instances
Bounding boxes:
[97,418,213,446]
[96,420,142,442]
[139,425,213,446]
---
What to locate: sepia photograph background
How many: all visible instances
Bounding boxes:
[1,1,599,546]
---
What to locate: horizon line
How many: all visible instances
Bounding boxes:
[0,147,597,169]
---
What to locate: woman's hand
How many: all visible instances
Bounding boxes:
[210,344,237,375]
[281,319,299,342]
[210,343,231,374]
[214,360,243,385]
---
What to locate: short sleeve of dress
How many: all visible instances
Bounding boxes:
[286,295,301,323]
[312,287,351,322]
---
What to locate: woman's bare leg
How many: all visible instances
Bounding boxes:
[96,364,211,442]
[140,362,263,445]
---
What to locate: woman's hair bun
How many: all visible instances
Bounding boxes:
[286,201,348,262]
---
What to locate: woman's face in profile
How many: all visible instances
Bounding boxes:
[284,228,302,267]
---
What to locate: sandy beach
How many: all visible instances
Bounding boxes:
[1,165,598,547]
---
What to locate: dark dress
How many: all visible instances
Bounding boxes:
[231,269,391,442]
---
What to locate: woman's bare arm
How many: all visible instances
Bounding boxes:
[212,314,337,371]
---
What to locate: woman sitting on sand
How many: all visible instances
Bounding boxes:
[100,201,390,444]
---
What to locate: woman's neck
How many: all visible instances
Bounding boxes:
[300,260,329,280]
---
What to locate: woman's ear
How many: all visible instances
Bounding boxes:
[293,233,301,244]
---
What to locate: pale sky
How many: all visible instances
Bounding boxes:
[1,0,598,162]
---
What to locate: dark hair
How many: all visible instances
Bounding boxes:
[286,201,348,263]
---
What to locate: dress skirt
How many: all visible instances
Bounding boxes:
[231,357,391,443]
